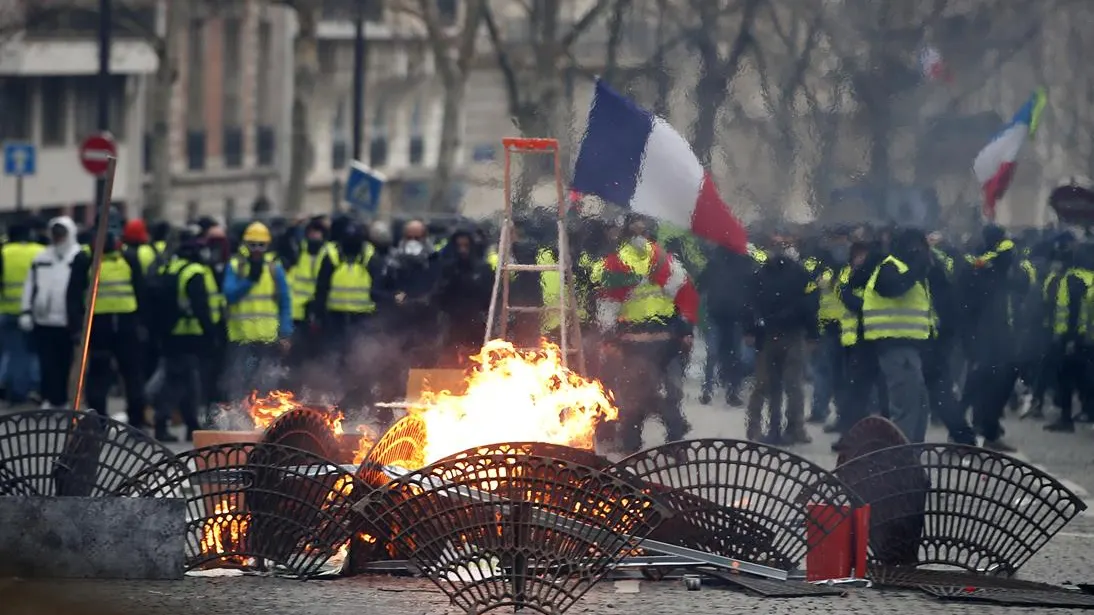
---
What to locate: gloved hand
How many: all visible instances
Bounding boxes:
[246,261,263,282]
[17,314,33,332]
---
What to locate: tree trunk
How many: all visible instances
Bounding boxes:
[285,1,319,216]
[430,74,466,213]
[145,0,182,221]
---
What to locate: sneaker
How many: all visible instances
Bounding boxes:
[982,438,1017,453]
[156,432,180,443]
[725,391,744,407]
[699,390,713,405]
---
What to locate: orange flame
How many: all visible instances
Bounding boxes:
[244,390,346,435]
[200,500,250,562]
[411,340,618,465]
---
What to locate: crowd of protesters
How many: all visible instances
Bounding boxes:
[0,207,1088,456]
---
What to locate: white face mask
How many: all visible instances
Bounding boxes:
[784,246,800,262]
[402,240,424,256]
[629,235,648,250]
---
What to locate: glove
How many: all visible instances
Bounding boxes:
[17,314,32,332]
[246,261,263,282]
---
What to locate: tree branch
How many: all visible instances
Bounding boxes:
[558,0,613,49]
[482,1,521,115]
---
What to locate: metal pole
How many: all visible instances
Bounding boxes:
[71,157,118,412]
[15,175,23,212]
[351,0,368,162]
[95,0,112,207]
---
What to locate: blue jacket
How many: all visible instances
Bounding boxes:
[223,259,294,338]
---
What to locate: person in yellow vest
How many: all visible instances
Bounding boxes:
[1043,245,1094,433]
[859,229,933,443]
[288,218,331,352]
[313,222,385,408]
[0,221,44,404]
[222,221,293,400]
[66,229,148,424]
[150,231,221,441]
[805,253,846,425]
[595,215,694,454]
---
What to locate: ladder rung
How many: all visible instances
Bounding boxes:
[503,263,560,273]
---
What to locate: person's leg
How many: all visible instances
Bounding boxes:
[1046,343,1077,432]
[1,316,34,403]
[809,328,837,422]
[877,345,930,443]
[700,320,719,404]
[922,341,977,445]
[84,346,113,417]
[784,331,811,443]
[658,341,690,442]
[153,356,184,441]
[114,327,147,427]
[33,327,61,407]
[746,340,772,441]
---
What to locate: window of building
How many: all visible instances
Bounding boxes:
[0,78,30,141]
[223,126,244,168]
[255,20,275,168]
[436,0,459,27]
[222,17,243,127]
[72,76,125,140]
[408,97,424,166]
[332,98,348,170]
[186,19,206,171]
[40,77,67,146]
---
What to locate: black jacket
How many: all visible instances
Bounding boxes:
[164,260,217,356]
[747,257,818,336]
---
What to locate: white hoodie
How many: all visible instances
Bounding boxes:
[21,216,80,328]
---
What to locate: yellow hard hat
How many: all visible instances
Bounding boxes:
[242,222,271,244]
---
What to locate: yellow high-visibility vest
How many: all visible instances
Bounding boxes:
[617,242,675,323]
[0,242,42,314]
[136,243,158,272]
[290,243,331,321]
[861,256,931,341]
[227,258,279,343]
[171,260,223,336]
[327,245,376,314]
[835,266,861,347]
[1054,268,1093,337]
[95,253,138,314]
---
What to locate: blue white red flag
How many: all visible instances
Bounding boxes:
[571,80,748,254]
[973,88,1047,220]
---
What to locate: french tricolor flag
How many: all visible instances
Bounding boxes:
[973,88,1047,220]
[571,80,748,254]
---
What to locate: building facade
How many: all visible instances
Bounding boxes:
[0,0,156,223]
[156,0,294,223]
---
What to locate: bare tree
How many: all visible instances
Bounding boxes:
[415,0,484,213]
[144,0,185,221]
[481,0,616,141]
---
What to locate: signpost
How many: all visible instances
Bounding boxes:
[3,142,36,211]
[79,132,117,177]
[344,161,386,214]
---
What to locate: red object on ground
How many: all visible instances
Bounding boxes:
[805,504,871,581]
[79,132,118,176]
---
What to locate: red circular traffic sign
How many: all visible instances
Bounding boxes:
[79,132,117,176]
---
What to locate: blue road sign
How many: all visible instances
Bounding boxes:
[344,160,386,214]
[3,142,35,177]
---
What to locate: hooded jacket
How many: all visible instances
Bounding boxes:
[21,216,81,328]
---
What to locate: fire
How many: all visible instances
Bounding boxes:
[411,340,617,464]
[199,500,250,562]
[245,390,346,435]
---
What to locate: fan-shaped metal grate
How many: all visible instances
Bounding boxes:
[356,414,428,488]
[123,442,366,578]
[613,439,860,570]
[354,451,671,615]
[835,443,1087,574]
[435,442,614,470]
[260,407,342,461]
[835,416,909,467]
[0,409,176,497]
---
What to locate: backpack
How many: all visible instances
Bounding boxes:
[147,259,201,341]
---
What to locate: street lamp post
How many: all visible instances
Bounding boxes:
[351,0,368,163]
